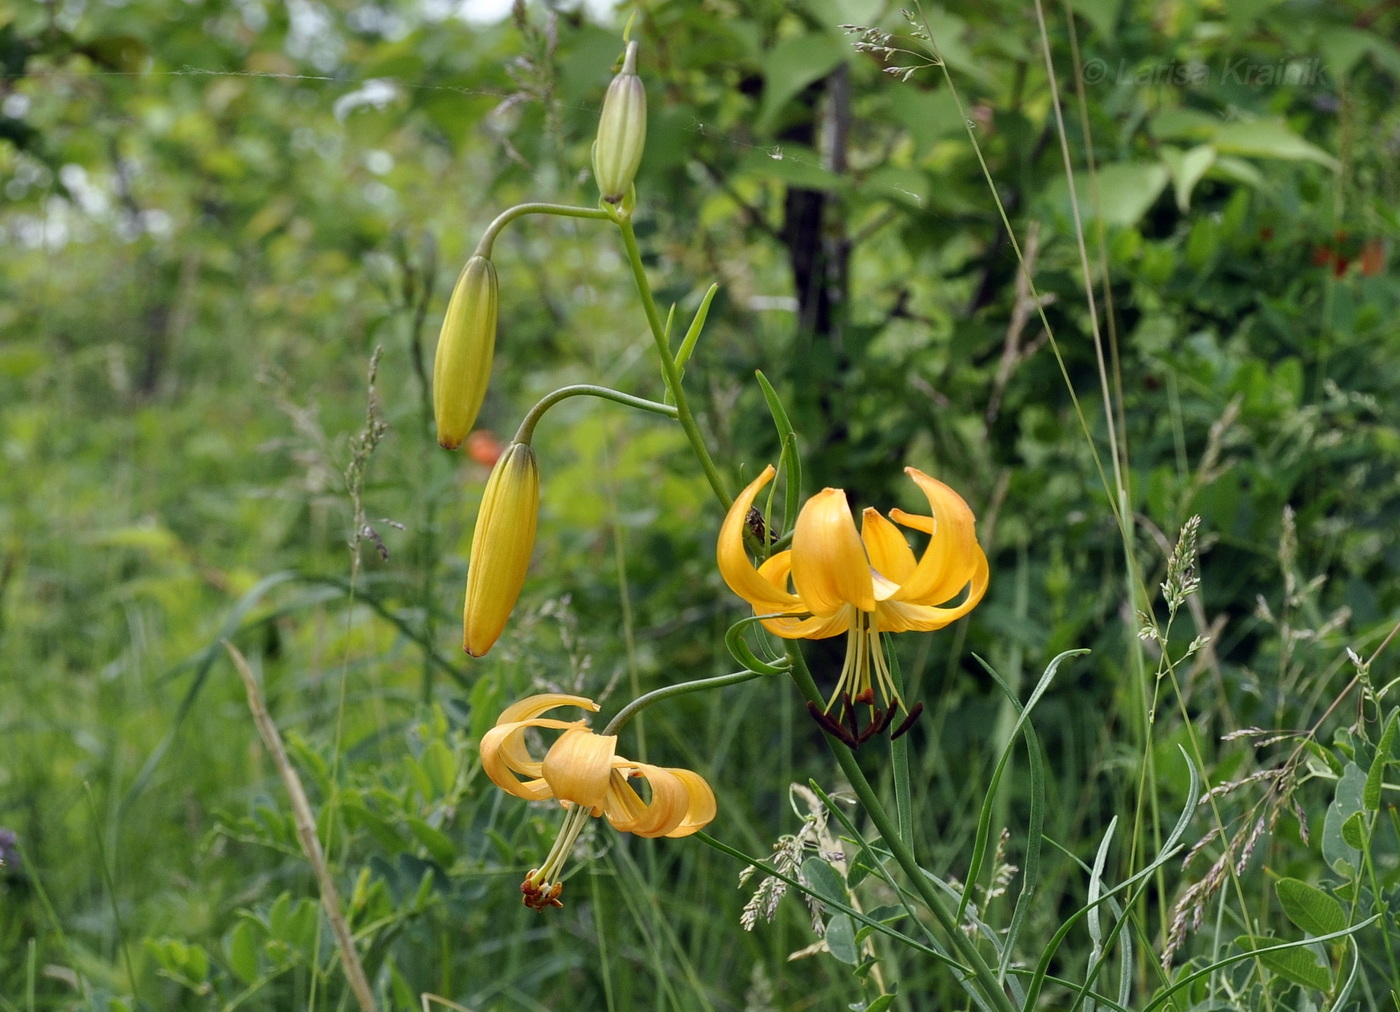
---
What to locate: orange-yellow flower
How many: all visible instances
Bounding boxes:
[481,693,716,909]
[718,465,989,743]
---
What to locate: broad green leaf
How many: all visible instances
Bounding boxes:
[887,88,965,149]
[1341,810,1369,850]
[226,919,260,984]
[756,33,847,132]
[420,738,458,798]
[1237,935,1331,992]
[1149,108,1224,142]
[1323,762,1364,876]
[1317,26,1400,77]
[1275,878,1346,936]
[1068,0,1121,40]
[919,8,994,84]
[406,816,456,867]
[825,912,859,965]
[1214,119,1339,170]
[738,146,840,190]
[1046,162,1170,227]
[1160,144,1216,211]
[802,857,847,906]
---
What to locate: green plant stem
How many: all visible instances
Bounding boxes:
[786,646,1018,1012]
[513,384,677,445]
[613,214,732,509]
[474,202,612,258]
[601,668,767,737]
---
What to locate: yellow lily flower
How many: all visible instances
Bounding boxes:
[718,464,989,744]
[480,693,717,909]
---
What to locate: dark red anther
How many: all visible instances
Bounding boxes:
[890,702,925,741]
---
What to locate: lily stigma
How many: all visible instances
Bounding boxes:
[480,693,716,910]
[718,465,989,745]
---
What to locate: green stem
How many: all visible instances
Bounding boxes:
[475,202,613,258]
[513,384,677,445]
[613,214,732,509]
[786,646,1018,1012]
[602,669,766,737]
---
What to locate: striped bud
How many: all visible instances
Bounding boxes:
[433,255,498,450]
[592,41,646,204]
[463,442,539,657]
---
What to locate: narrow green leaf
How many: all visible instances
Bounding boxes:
[1364,708,1399,810]
[1275,878,1347,936]
[674,283,718,374]
[755,370,801,533]
[966,649,1085,922]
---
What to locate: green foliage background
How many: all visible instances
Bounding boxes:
[2,0,1399,1008]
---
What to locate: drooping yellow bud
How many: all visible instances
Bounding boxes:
[592,41,646,204]
[432,255,498,450]
[463,442,539,656]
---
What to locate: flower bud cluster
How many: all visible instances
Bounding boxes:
[433,42,653,659]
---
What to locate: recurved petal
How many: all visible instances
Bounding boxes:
[750,552,853,636]
[860,508,918,591]
[600,768,650,830]
[792,488,875,614]
[889,468,982,605]
[605,763,690,838]
[480,717,581,800]
[661,767,717,838]
[496,693,598,725]
[717,465,802,613]
[876,542,989,632]
[542,727,618,811]
[758,607,854,640]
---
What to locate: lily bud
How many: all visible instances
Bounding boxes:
[592,41,646,204]
[433,255,498,450]
[463,442,539,656]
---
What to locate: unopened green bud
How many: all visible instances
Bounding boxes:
[463,442,539,657]
[432,255,498,450]
[593,41,646,204]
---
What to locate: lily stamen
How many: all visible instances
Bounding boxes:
[521,803,592,911]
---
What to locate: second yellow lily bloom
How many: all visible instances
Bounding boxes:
[718,465,989,741]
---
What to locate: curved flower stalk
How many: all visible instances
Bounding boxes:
[718,465,989,744]
[481,693,717,909]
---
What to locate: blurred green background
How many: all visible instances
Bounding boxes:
[2,0,1399,1008]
